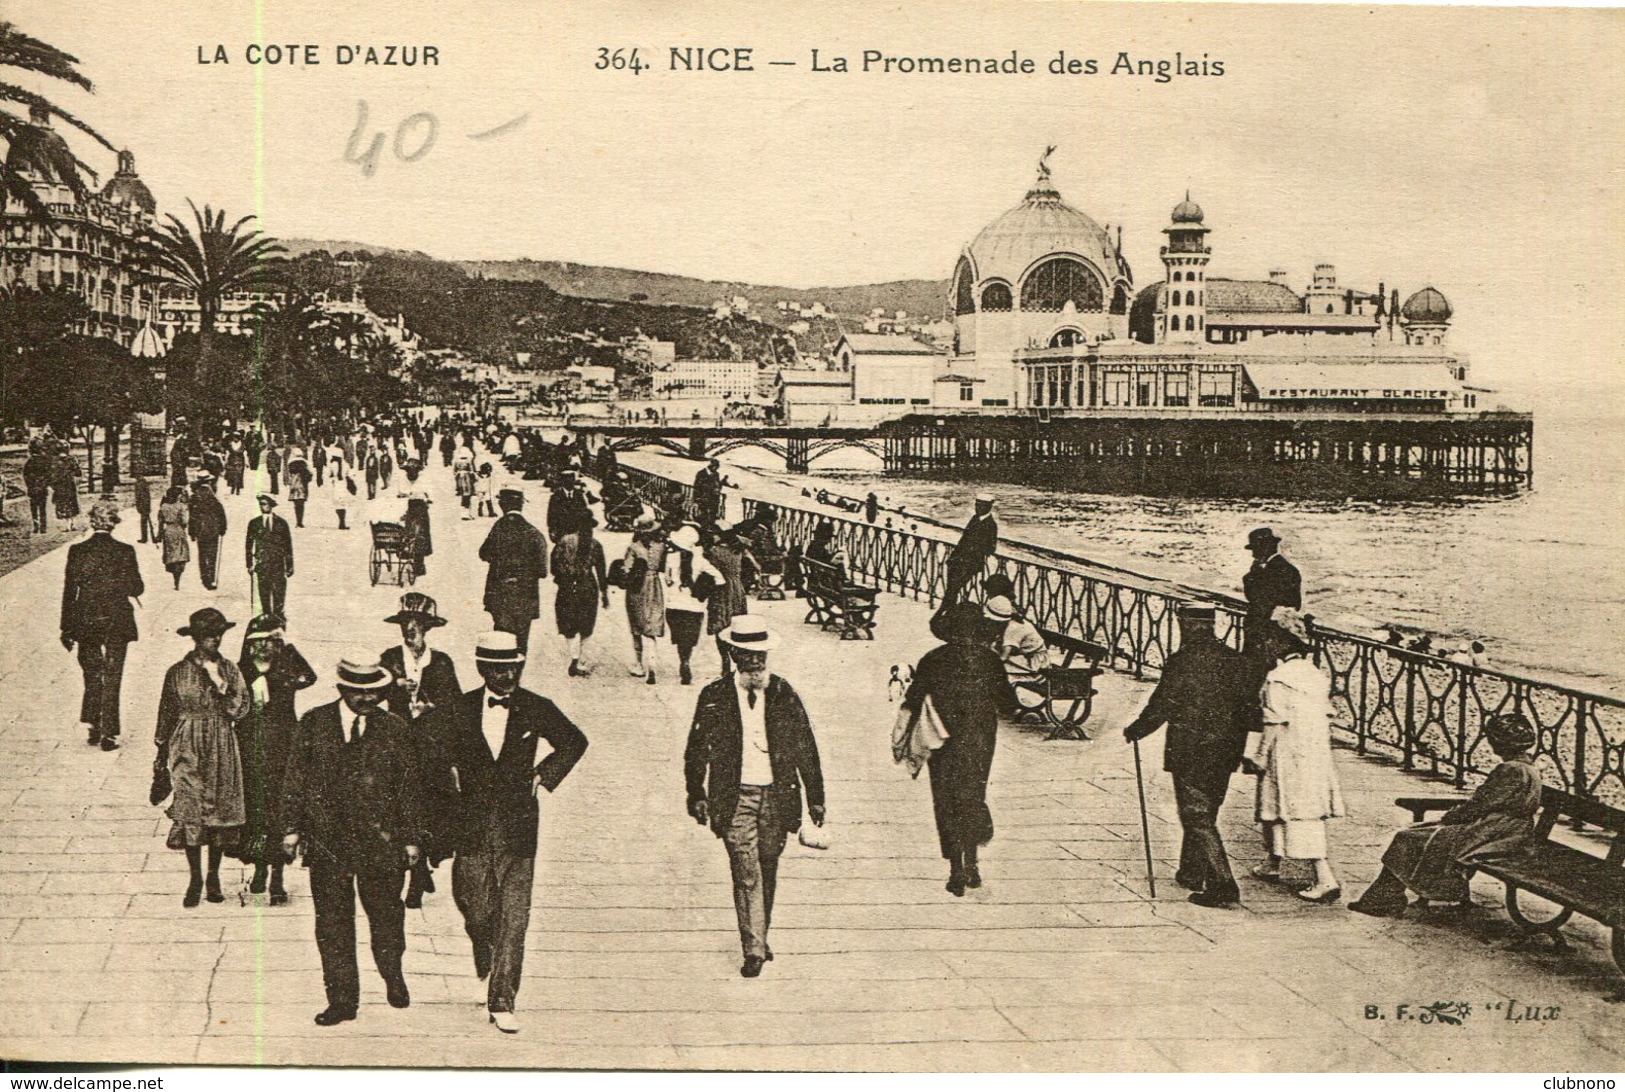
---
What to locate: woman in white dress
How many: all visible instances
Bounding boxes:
[1246,606,1346,903]
[326,445,353,530]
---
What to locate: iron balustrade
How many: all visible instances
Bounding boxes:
[614,462,1625,807]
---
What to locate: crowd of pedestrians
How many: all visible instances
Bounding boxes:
[45,406,1548,1036]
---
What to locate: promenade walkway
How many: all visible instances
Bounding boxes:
[0,457,1619,1071]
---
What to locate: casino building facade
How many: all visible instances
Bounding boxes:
[943,157,1489,417]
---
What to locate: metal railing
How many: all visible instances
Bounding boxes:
[615,462,1625,807]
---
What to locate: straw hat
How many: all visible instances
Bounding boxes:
[718,615,780,652]
[474,631,526,664]
[334,654,393,691]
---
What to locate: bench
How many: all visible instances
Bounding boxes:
[1396,787,1625,998]
[800,555,879,640]
[1008,628,1106,741]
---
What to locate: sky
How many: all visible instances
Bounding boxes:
[8,1,1624,405]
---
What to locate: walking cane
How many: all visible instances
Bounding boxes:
[1131,738,1157,898]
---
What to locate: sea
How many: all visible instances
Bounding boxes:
[721,408,1625,698]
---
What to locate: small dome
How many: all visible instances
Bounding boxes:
[1402,286,1452,324]
[1171,193,1204,224]
[101,150,156,215]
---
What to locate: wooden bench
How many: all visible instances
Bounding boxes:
[1005,628,1107,741]
[800,555,879,640]
[1396,787,1625,997]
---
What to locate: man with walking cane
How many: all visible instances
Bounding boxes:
[1122,603,1254,908]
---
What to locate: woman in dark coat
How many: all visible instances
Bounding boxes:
[902,601,1017,896]
[234,615,316,904]
[398,459,433,577]
[552,515,609,677]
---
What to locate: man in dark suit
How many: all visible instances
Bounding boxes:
[1123,603,1254,908]
[280,656,424,1027]
[691,458,724,526]
[448,632,588,1033]
[379,592,464,910]
[684,616,825,978]
[479,488,548,654]
[943,493,999,607]
[188,477,228,590]
[1242,526,1302,645]
[245,494,294,620]
[60,500,143,750]
[545,469,594,541]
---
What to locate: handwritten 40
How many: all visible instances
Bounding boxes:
[344,100,528,177]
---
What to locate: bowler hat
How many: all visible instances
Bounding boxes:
[384,592,447,628]
[1247,527,1281,549]
[718,614,780,652]
[178,607,235,638]
[498,487,524,507]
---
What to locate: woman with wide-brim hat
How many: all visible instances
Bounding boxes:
[900,601,1017,897]
[621,513,668,683]
[1246,606,1346,903]
[235,613,317,904]
[156,608,251,907]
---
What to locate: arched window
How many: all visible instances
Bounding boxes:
[1185,315,1196,331]
[953,258,975,315]
[1049,328,1084,348]
[1110,284,1128,315]
[1186,290,1196,306]
[1021,257,1103,312]
[1172,271,1182,283]
[980,281,1012,312]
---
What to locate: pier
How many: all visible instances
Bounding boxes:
[576,410,1535,497]
[0,450,1616,1071]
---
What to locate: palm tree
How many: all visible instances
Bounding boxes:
[0,21,116,222]
[143,200,285,397]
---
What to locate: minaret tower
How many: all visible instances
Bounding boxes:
[1160,193,1211,343]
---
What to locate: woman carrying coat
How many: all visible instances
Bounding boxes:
[234,614,316,904]
[158,486,191,589]
[621,514,668,683]
[1246,606,1346,903]
[155,608,251,907]
[900,601,1017,897]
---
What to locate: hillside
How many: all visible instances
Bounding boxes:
[459,259,950,320]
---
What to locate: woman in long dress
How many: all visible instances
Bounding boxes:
[398,459,432,577]
[552,515,609,676]
[1350,713,1542,916]
[158,486,191,589]
[453,445,477,519]
[704,523,752,673]
[900,601,1017,896]
[326,447,352,530]
[1247,606,1346,903]
[285,451,311,528]
[155,608,251,907]
[664,524,719,686]
[621,515,668,683]
[234,615,316,905]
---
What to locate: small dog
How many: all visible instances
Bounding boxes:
[886,664,912,703]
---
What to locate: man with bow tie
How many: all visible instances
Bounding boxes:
[448,632,588,1034]
[280,655,424,1027]
[684,616,826,978]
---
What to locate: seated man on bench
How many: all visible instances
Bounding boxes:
[1350,712,1542,917]
[983,595,1050,717]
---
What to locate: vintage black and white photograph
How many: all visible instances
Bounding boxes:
[0,0,1620,1076]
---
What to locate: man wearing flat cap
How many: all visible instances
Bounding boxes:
[1123,602,1253,907]
[480,487,549,655]
[684,616,826,978]
[280,655,424,1026]
[61,500,143,750]
[245,494,294,620]
[446,631,588,1033]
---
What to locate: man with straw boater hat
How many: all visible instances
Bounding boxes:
[245,493,294,620]
[280,654,424,1027]
[446,631,588,1033]
[380,592,465,909]
[684,615,826,978]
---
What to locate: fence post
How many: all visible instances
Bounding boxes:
[1356,649,1370,755]
[1574,696,1590,801]
[1454,668,1469,789]
[1402,660,1416,771]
